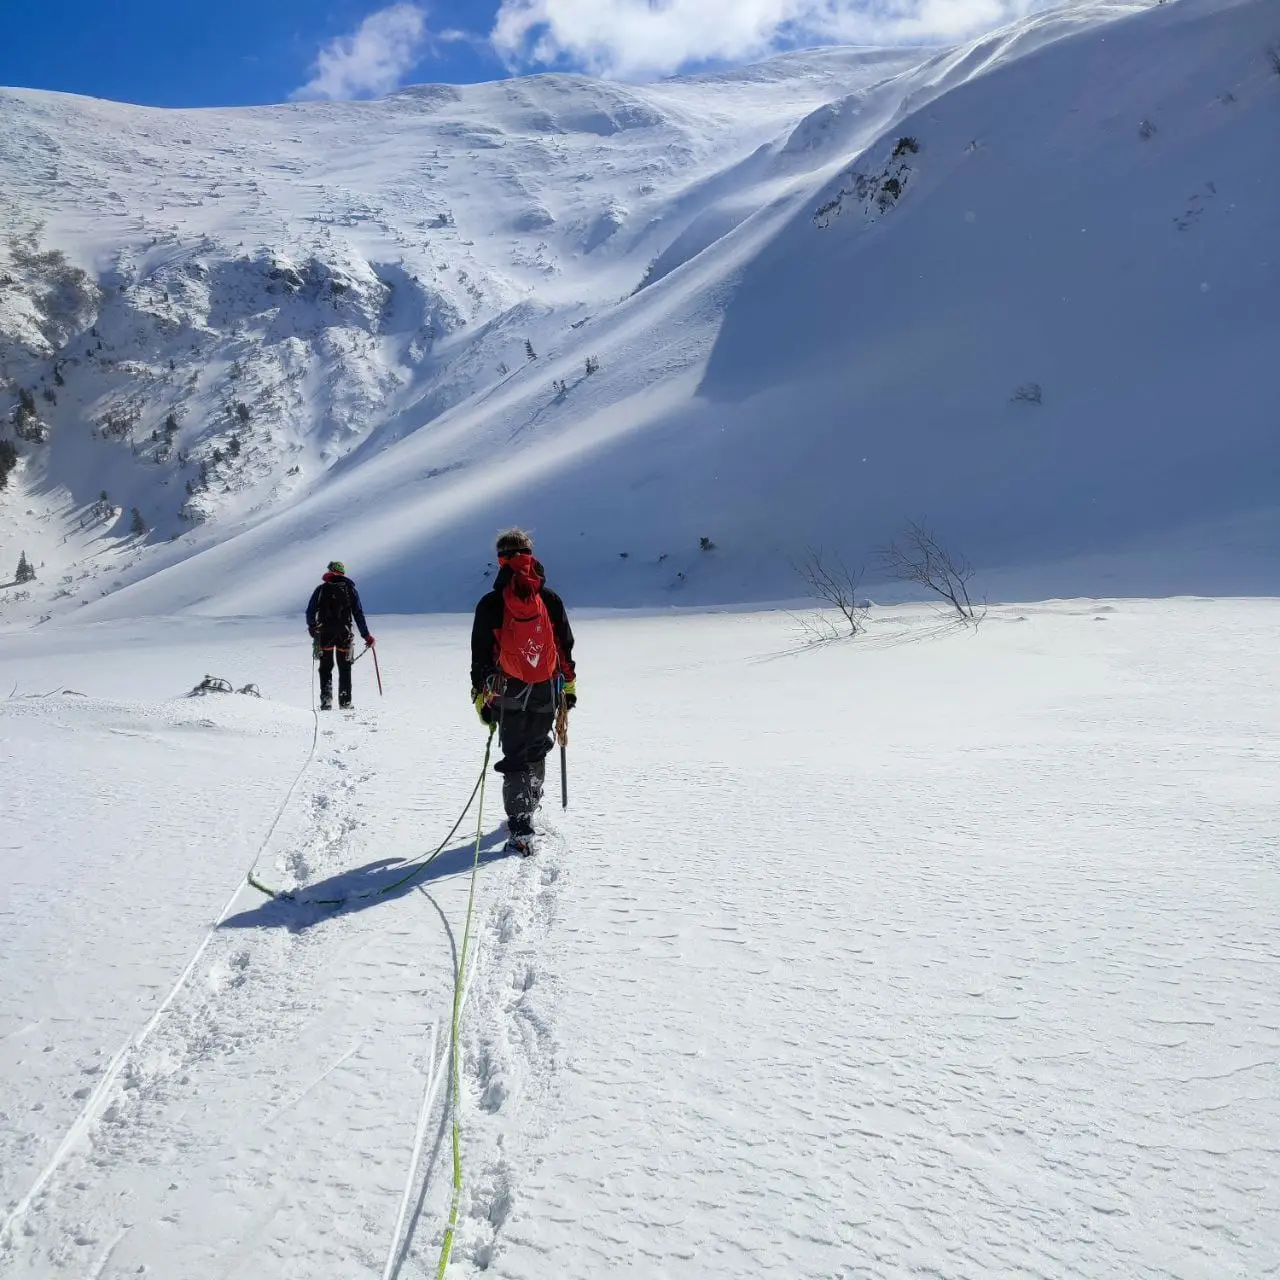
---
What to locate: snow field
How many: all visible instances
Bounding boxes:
[0,617,568,1278]
[487,601,1280,1278]
[2,599,1277,1277]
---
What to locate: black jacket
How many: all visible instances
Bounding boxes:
[471,560,575,694]
[306,574,370,642]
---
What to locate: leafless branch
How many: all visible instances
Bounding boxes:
[879,521,979,620]
[792,547,870,636]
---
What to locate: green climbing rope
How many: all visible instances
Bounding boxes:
[435,723,495,1278]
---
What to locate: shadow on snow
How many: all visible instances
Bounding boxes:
[220,828,511,933]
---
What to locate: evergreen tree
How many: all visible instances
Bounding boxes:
[130,507,147,537]
[15,550,35,583]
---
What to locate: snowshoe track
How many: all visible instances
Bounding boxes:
[393,826,568,1277]
[453,833,566,1273]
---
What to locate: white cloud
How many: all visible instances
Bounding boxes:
[491,0,1042,79]
[295,4,429,101]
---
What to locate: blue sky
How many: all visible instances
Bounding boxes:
[0,0,1040,107]
[0,1,507,106]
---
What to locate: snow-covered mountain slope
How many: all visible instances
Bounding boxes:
[1,0,1277,623]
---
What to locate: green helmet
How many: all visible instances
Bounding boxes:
[327,560,345,575]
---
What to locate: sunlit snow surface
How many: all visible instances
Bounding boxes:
[1,601,1277,1277]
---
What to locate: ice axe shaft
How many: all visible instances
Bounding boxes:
[555,692,569,810]
[371,644,383,697]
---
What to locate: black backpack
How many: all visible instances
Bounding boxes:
[315,579,353,635]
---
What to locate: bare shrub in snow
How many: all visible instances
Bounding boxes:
[1012,382,1044,405]
[585,355,600,376]
[892,136,921,158]
[1138,119,1158,141]
[880,521,980,621]
[189,675,233,696]
[188,675,261,697]
[1267,45,1280,75]
[700,536,717,552]
[792,548,869,638]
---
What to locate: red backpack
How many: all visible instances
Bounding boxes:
[494,554,560,684]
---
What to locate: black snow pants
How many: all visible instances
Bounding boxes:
[495,678,556,834]
[317,632,354,706]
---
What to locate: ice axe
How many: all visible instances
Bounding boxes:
[354,640,384,697]
[555,681,570,810]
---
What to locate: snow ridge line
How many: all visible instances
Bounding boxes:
[0,704,322,1247]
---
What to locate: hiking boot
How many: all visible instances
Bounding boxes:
[504,832,538,857]
[319,696,333,711]
[339,699,353,710]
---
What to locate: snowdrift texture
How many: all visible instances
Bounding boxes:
[2,602,1279,1278]
[1,0,1277,622]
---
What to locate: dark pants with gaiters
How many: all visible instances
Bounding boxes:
[318,631,353,706]
[495,678,556,834]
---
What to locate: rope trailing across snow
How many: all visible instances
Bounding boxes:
[0,665,323,1248]
[248,706,501,1276]
[245,737,491,906]
[434,724,496,1279]
[380,727,497,1280]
